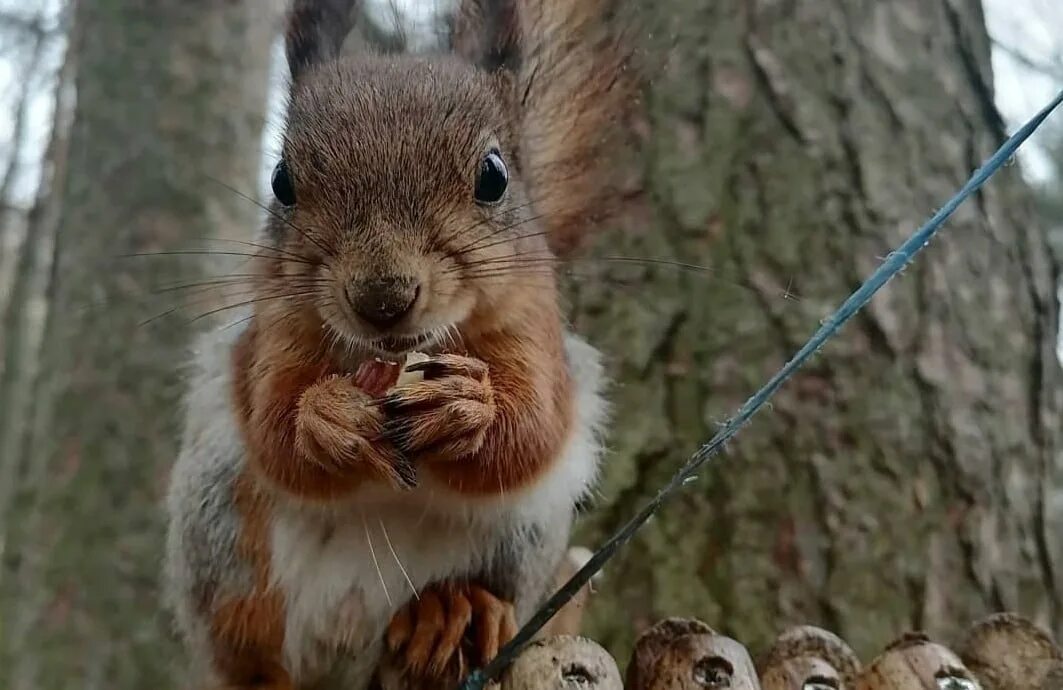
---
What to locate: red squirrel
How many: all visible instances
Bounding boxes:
[164,0,631,688]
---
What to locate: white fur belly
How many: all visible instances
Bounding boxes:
[270,490,507,680]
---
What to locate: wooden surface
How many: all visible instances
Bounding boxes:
[856,633,980,690]
[502,635,622,690]
[759,625,861,690]
[626,618,759,690]
[960,613,1063,690]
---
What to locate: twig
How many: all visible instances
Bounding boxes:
[989,36,1063,81]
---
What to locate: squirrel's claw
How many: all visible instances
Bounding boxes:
[378,361,495,462]
[469,585,517,664]
[385,582,514,683]
[404,354,489,382]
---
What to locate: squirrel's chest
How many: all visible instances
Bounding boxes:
[268,496,503,678]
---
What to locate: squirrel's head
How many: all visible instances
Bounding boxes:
[264,0,550,358]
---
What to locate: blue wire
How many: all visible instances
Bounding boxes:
[458,88,1063,690]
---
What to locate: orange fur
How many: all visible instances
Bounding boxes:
[209,473,291,689]
[234,308,411,501]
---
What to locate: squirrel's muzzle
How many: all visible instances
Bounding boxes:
[346,276,420,330]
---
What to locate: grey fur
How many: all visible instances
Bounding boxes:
[483,519,570,623]
[164,316,255,685]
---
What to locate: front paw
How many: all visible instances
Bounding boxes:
[380,355,496,462]
[296,375,415,488]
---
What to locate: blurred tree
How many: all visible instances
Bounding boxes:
[0,4,74,571]
[0,1,279,688]
[571,0,1063,660]
[0,10,50,343]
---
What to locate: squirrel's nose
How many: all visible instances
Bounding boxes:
[347,276,420,329]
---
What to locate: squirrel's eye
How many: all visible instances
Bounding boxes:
[272,159,296,206]
[474,150,508,205]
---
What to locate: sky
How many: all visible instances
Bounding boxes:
[983,0,1061,181]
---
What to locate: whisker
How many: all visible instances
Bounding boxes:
[363,515,393,608]
[454,230,555,261]
[379,519,418,600]
[446,213,554,259]
[139,287,318,328]
[190,236,318,265]
[206,175,336,257]
[435,198,540,249]
[442,276,646,309]
[441,192,612,256]
[446,252,558,275]
[217,312,256,333]
[211,287,327,337]
[149,282,328,314]
[454,251,803,301]
[460,269,558,283]
[150,275,329,295]
[123,252,320,283]
[181,289,323,326]
[144,278,327,316]
[598,256,725,275]
[121,250,299,262]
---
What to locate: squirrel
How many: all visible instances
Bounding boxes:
[163,0,631,688]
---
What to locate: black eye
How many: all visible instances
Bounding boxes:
[272,159,296,206]
[475,150,508,204]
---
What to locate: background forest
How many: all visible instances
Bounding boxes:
[0,0,1062,687]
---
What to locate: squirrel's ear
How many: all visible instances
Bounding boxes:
[451,0,523,74]
[286,0,360,81]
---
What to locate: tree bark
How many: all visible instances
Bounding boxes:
[0,1,278,688]
[571,0,1063,661]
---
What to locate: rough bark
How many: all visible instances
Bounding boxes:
[0,1,278,688]
[570,0,1063,663]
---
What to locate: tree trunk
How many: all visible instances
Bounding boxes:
[0,11,76,574]
[0,13,49,345]
[0,1,278,688]
[571,0,1063,661]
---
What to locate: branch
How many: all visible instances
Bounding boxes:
[990,35,1063,82]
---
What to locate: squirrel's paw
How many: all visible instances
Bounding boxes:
[379,355,495,462]
[385,582,516,681]
[296,375,415,488]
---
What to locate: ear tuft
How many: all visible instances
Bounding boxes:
[451,0,523,74]
[286,0,361,81]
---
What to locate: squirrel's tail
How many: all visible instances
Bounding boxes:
[518,0,635,255]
